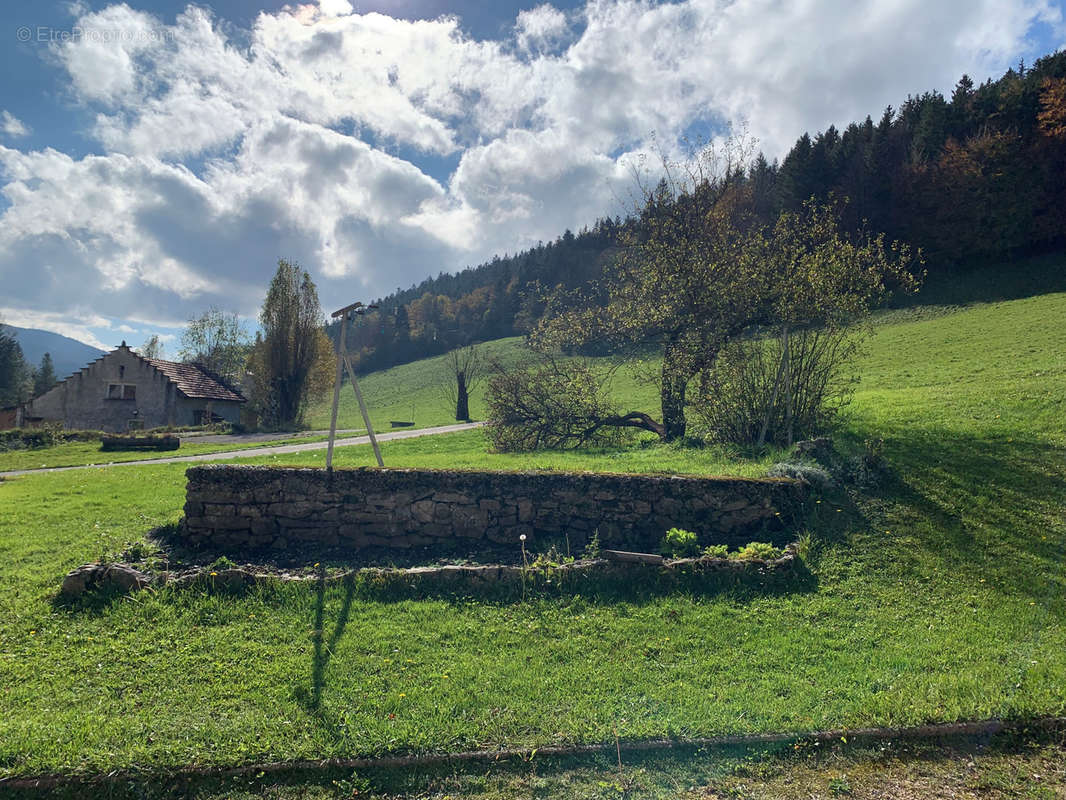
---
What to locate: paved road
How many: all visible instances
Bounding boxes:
[176,428,363,444]
[0,422,484,478]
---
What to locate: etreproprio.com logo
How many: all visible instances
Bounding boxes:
[16,25,175,44]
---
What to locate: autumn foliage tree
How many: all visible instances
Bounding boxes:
[248,260,333,428]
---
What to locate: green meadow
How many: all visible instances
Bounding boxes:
[0,274,1064,783]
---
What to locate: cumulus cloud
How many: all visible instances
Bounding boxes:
[0,0,1062,343]
[0,307,114,351]
[516,4,571,53]
[0,112,30,138]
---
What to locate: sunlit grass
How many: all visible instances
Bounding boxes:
[0,283,1064,779]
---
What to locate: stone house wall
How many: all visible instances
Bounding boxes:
[180,465,809,555]
[28,346,241,432]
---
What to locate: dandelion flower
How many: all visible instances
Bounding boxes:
[519,534,527,541]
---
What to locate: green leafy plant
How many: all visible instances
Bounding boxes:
[210,555,237,571]
[583,529,602,560]
[702,543,730,559]
[661,527,700,558]
[734,541,784,561]
[828,774,852,796]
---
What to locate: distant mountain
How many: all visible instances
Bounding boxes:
[1,326,106,380]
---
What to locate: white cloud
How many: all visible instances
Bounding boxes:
[0,307,113,350]
[516,4,570,53]
[0,0,1063,339]
[318,0,355,17]
[0,112,30,138]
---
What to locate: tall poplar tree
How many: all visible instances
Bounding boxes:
[253,259,328,427]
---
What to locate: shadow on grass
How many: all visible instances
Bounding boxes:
[840,426,1066,601]
[291,566,357,741]
[50,584,137,616]
[891,253,1066,309]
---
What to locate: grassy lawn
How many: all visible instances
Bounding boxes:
[0,287,1064,780]
[303,335,663,434]
[0,434,335,472]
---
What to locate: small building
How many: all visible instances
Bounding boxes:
[21,342,246,432]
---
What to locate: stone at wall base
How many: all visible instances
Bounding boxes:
[60,563,150,598]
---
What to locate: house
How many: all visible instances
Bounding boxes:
[19,342,246,432]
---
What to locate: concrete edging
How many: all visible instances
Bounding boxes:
[3,717,1064,791]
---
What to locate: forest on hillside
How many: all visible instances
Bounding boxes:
[337,50,1066,374]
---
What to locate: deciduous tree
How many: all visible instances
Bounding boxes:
[441,344,483,422]
[138,335,165,360]
[250,259,330,427]
[179,308,249,384]
[532,137,769,441]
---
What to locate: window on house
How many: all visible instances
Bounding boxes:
[107,383,136,400]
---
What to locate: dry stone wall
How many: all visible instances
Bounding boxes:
[180,465,808,555]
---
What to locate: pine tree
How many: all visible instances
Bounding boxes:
[33,352,56,396]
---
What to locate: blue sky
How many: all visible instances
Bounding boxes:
[0,0,1063,354]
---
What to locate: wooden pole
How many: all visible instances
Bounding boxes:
[342,353,384,468]
[325,315,346,471]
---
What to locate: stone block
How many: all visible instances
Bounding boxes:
[517,498,533,522]
[412,500,435,522]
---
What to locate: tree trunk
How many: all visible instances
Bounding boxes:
[660,340,688,441]
[455,371,470,421]
[783,326,793,446]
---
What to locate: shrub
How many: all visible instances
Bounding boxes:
[767,461,834,490]
[661,528,700,558]
[702,544,730,559]
[734,541,784,561]
[484,357,634,452]
[691,327,862,445]
[0,425,100,451]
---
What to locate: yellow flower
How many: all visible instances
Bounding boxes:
[210,571,218,576]
[399,693,406,697]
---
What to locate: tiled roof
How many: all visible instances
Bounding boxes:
[145,359,246,403]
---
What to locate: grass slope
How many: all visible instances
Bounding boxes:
[303,336,662,434]
[0,289,1064,779]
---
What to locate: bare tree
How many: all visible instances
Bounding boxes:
[441,344,484,422]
